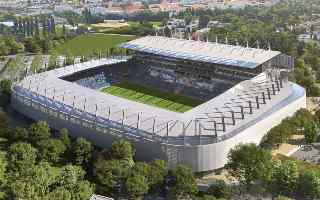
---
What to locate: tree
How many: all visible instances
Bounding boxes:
[7,55,23,80]
[72,180,94,200]
[271,159,299,196]
[71,137,92,167]
[299,170,320,199]
[111,139,135,162]
[94,159,130,194]
[48,51,58,70]
[148,159,167,190]
[126,174,149,199]
[9,127,29,143]
[291,108,314,132]
[274,195,292,200]
[314,109,320,127]
[226,144,273,188]
[262,118,294,147]
[30,161,56,197]
[57,165,94,200]
[0,151,7,186]
[8,142,37,175]
[29,121,51,144]
[59,128,71,148]
[57,164,85,191]
[0,79,12,97]
[49,187,72,200]
[169,165,198,200]
[30,54,43,74]
[304,121,318,144]
[0,111,8,137]
[65,51,74,66]
[207,180,231,199]
[10,180,39,200]
[38,139,67,163]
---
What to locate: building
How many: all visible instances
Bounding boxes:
[11,36,305,172]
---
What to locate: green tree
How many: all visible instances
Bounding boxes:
[314,109,320,127]
[0,111,8,137]
[59,128,71,148]
[0,151,7,186]
[49,187,72,200]
[274,195,292,200]
[48,51,58,70]
[7,55,23,80]
[126,174,149,199]
[271,159,299,196]
[111,139,135,164]
[30,54,43,74]
[10,180,39,200]
[291,108,314,132]
[304,121,318,144]
[29,121,50,144]
[148,159,167,190]
[0,79,12,97]
[71,137,92,167]
[8,142,37,175]
[57,165,85,191]
[65,51,74,66]
[299,170,320,199]
[226,144,273,188]
[57,165,93,200]
[207,180,231,199]
[72,180,94,200]
[30,161,56,198]
[38,139,67,163]
[169,165,198,200]
[8,127,29,143]
[94,159,130,194]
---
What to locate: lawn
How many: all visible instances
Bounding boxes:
[54,34,135,56]
[101,81,203,113]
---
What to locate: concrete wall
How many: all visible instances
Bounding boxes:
[11,92,167,162]
[175,83,306,171]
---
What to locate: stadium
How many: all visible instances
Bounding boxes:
[11,36,306,172]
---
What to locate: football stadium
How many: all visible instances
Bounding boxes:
[11,36,306,172]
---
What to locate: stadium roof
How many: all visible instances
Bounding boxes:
[119,36,281,69]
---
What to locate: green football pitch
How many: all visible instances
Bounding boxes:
[101,82,203,112]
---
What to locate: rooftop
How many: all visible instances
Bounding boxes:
[119,36,281,69]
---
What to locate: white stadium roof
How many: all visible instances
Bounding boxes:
[119,36,281,69]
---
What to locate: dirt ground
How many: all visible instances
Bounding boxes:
[91,22,129,29]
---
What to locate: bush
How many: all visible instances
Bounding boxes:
[0,79,11,97]
[207,180,231,199]
[274,195,292,200]
[299,170,320,199]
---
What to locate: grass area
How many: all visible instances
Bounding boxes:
[150,21,163,27]
[101,81,203,112]
[54,34,135,56]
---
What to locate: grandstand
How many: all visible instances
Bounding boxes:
[11,36,305,172]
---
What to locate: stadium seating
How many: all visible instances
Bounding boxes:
[61,59,235,101]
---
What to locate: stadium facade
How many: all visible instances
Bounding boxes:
[11,36,306,172]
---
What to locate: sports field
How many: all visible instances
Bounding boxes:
[54,34,135,56]
[101,82,203,112]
